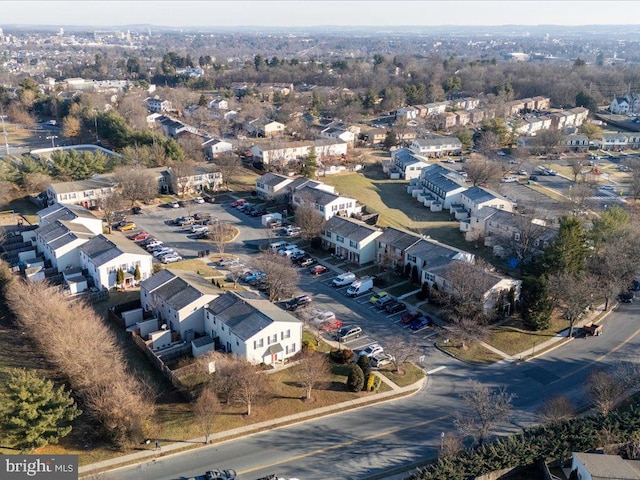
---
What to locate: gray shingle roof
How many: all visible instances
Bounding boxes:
[463,186,499,204]
[288,177,322,191]
[414,135,463,148]
[141,269,219,312]
[259,172,291,187]
[49,177,115,195]
[140,269,175,292]
[421,164,466,194]
[79,233,150,267]
[38,203,98,223]
[296,186,344,206]
[206,291,300,341]
[377,227,422,251]
[573,452,640,479]
[325,216,380,242]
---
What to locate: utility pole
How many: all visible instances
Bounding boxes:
[0,106,8,155]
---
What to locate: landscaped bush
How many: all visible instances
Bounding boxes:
[357,355,371,383]
[416,282,430,301]
[329,348,354,364]
[347,364,365,392]
[366,373,381,392]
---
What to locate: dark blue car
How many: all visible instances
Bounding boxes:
[409,316,432,331]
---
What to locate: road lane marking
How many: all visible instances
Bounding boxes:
[427,366,446,375]
[236,414,450,477]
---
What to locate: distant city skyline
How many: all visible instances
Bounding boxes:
[3,1,640,28]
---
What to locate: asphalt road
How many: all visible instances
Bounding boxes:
[99,269,640,480]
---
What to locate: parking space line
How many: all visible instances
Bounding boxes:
[423,332,437,339]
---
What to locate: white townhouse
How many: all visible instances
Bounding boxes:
[140,269,220,341]
[593,132,629,150]
[410,135,463,158]
[312,138,349,159]
[404,237,474,285]
[79,233,153,291]
[146,98,172,113]
[390,148,430,180]
[375,227,421,268]
[204,291,302,366]
[292,186,361,221]
[417,164,468,209]
[46,177,116,208]
[320,127,356,146]
[320,216,382,265]
[255,172,294,200]
[250,141,311,165]
[169,165,223,194]
[458,186,515,215]
[37,202,104,234]
[33,220,95,272]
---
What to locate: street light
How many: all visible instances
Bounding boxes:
[46,135,58,148]
[0,111,9,155]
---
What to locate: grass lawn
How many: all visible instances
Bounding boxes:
[386,282,418,298]
[162,258,222,278]
[353,264,379,277]
[486,314,569,356]
[377,362,425,388]
[226,167,260,195]
[437,341,504,365]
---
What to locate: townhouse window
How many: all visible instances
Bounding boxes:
[281,329,291,340]
[408,255,416,263]
[514,233,521,241]
[336,235,344,243]
[534,239,540,247]
[290,343,296,353]
[325,231,332,238]
[349,240,357,248]
[256,338,263,348]
[271,333,277,343]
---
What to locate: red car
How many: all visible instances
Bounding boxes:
[319,318,343,331]
[310,265,328,275]
[231,199,247,208]
[130,232,150,242]
[401,311,421,325]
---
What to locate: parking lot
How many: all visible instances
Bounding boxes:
[125,197,445,366]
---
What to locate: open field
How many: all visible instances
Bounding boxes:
[487,314,570,356]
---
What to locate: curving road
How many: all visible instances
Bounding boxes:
[100,301,640,480]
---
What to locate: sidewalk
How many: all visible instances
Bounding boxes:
[78,375,425,476]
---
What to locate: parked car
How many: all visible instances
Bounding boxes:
[409,316,432,331]
[631,280,640,292]
[191,225,209,234]
[278,244,300,256]
[297,257,316,267]
[117,222,136,231]
[529,175,539,182]
[285,295,312,311]
[290,250,307,261]
[153,247,176,258]
[357,343,384,358]
[401,311,421,325]
[281,248,305,258]
[332,272,356,287]
[375,295,396,309]
[250,206,267,217]
[217,257,240,268]
[517,169,527,176]
[161,254,183,264]
[386,301,407,314]
[193,196,205,204]
[599,185,615,191]
[334,325,363,342]
[311,310,336,324]
[129,232,150,242]
[132,206,142,214]
[619,291,635,303]
[205,469,237,480]
[369,291,389,304]
[319,318,343,331]
[231,199,247,208]
[144,240,162,249]
[370,353,395,368]
[167,201,180,208]
[310,265,328,275]
[243,271,266,283]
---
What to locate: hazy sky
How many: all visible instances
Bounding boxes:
[2,1,639,27]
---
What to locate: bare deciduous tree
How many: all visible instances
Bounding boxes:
[99,192,125,233]
[294,203,327,240]
[537,395,575,424]
[494,210,552,275]
[464,158,504,187]
[566,182,595,214]
[384,337,421,375]
[22,172,52,195]
[454,381,515,445]
[548,273,595,338]
[566,157,588,183]
[112,167,158,206]
[193,385,220,444]
[293,350,330,401]
[213,153,242,191]
[207,221,236,254]
[439,432,464,459]
[168,160,197,197]
[226,360,269,416]
[586,369,624,415]
[252,251,300,302]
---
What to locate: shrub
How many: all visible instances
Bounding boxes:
[411,264,420,284]
[357,355,371,383]
[416,282,430,301]
[404,262,411,278]
[329,348,353,364]
[347,364,365,392]
[366,373,381,392]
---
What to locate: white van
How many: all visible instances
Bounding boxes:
[501,176,518,183]
[332,272,357,287]
[346,276,374,297]
[269,241,289,252]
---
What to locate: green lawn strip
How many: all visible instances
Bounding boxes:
[377,362,425,387]
[386,282,418,298]
[163,258,222,278]
[486,315,569,356]
[437,341,503,365]
[352,264,379,277]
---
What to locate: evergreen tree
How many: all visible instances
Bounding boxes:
[521,276,553,330]
[347,364,365,392]
[356,355,371,386]
[116,268,125,289]
[383,131,398,149]
[543,216,588,275]
[300,149,317,179]
[134,264,141,283]
[0,369,80,452]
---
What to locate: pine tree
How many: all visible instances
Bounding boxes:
[133,264,141,283]
[1,369,80,452]
[347,364,364,392]
[543,216,588,275]
[116,268,125,289]
[300,148,317,179]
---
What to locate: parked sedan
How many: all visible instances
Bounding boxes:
[153,247,176,258]
[161,254,183,264]
[319,318,343,332]
[231,199,247,208]
[167,201,180,209]
[310,265,328,275]
[369,291,389,304]
[370,353,395,368]
[357,343,384,358]
[401,311,421,325]
[129,232,150,242]
[117,222,136,231]
[297,257,316,268]
[217,257,240,268]
[285,295,312,311]
[409,316,432,331]
[385,301,407,314]
[193,196,205,204]
[375,295,396,309]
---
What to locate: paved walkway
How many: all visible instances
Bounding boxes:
[79,375,424,476]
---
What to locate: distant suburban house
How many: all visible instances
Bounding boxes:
[78,233,153,290]
[571,452,640,480]
[207,98,229,110]
[610,94,640,115]
[550,107,589,130]
[168,165,223,194]
[146,97,172,113]
[564,133,590,151]
[516,115,553,135]
[140,269,220,341]
[250,139,347,166]
[388,148,430,180]
[246,118,286,137]
[458,186,515,215]
[46,177,116,208]
[291,185,361,221]
[320,126,355,146]
[204,290,302,366]
[313,138,349,159]
[33,219,96,272]
[201,138,234,160]
[320,216,382,265]
[255,172,293,200]
[593,132,630,150]
[410,135,463,157]
[362,128,388,145]
[423,102,449,115]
